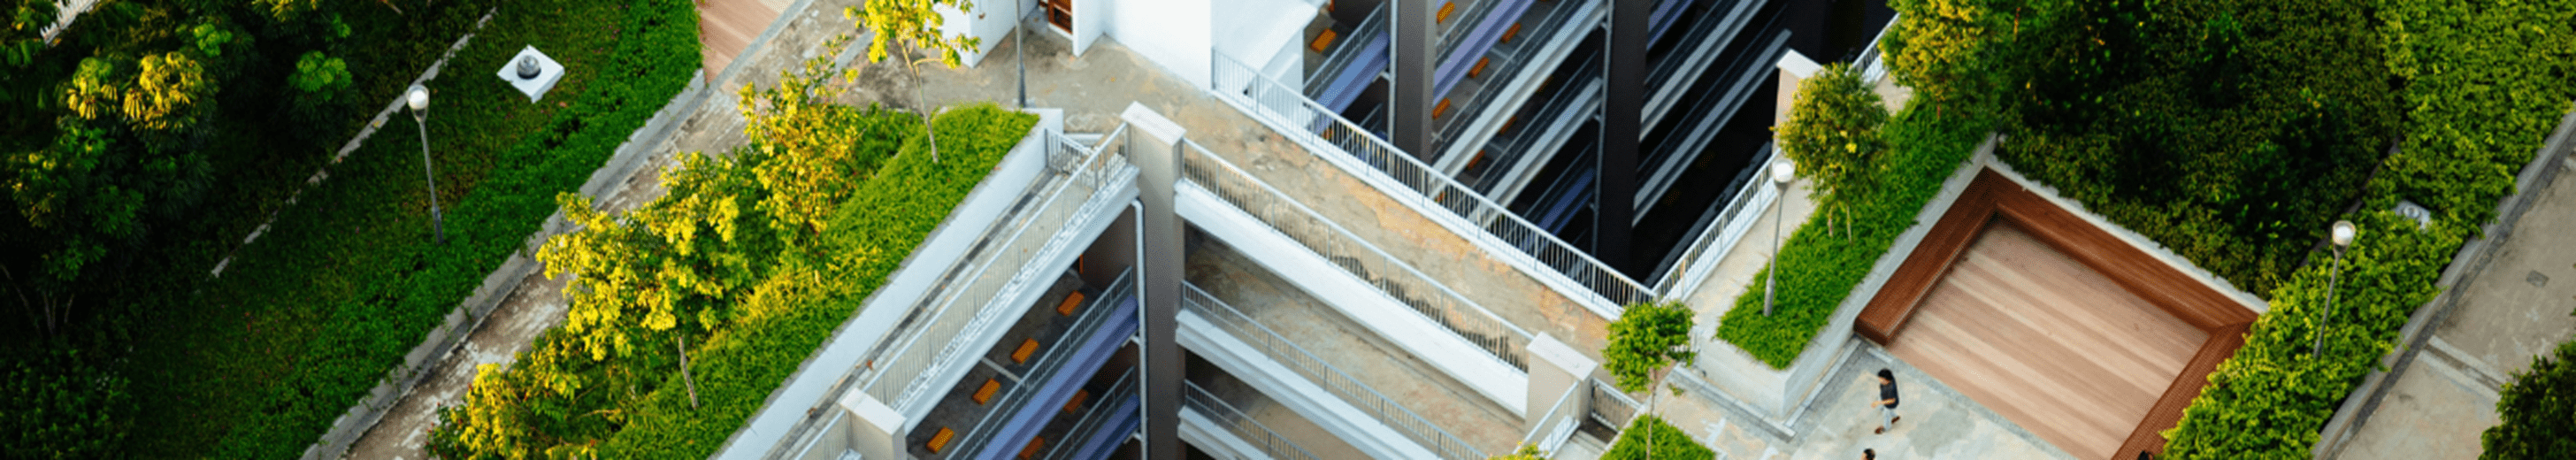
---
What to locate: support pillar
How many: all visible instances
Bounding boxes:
[1121,103,1188,460]
[1599,0,1649,274]
[1524,334,1598,439]
[1392,0,1438,158]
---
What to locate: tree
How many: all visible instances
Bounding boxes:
[1603,300,1695,459]
[1775,62,1887,230]
[535,147,771,409]
[738,34,910,241]
[2480,335,2576,459]
[847,0,979,163]
[1489,443,1549,460]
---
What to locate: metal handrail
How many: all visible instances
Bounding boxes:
[1856,13,1899,83]
[1181,282,1490,460]
[1521,381,1582,448]
[1588,378,1644,430]
[1210,50,1652,317]
[1039,367,1141,460]
[952,270,1138,453]
[1650,144,1781,295]
[855,127,1134,410]
[1180,139,1531,372]
[1184,381,1325,460]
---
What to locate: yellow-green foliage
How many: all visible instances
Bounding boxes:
[1775,62,1890,215]
[428,98,1037,459]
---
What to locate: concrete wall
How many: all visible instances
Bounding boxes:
[942,0,1022,67]
[1106,0,1212,88]
[1176,180,1530,414]
[1081,206,1140,288]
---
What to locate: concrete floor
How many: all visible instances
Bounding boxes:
[1184,229,1528,453]
[871,19,1624,364]
[1185,352,1375,460]
[2337,153,2576,460]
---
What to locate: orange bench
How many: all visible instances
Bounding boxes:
[1056,291,1086,316]
[1012,338,1042,364]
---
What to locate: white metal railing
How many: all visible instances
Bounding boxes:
[1857,13,1899,83]
[1210,51,1654,314]
[855,127,1134,410]
[1182,282,1490,460]
[1039,367,1141,460]
[1521,381,1583,451]
[1651,144,1782,295]
[37,0,100,42]
[1589,378,1644,429]
[1184,381,1325,460]
[951,270,1137,453]
[1180,139,1531,371]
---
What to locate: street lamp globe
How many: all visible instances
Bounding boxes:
[407,85,429,112]
[2331,220,2357,248]
[1770,158,1795,185]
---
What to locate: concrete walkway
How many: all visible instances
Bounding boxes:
[2335,153,2576,460]
[1185,230,1527,453]
[886,21,1622,363]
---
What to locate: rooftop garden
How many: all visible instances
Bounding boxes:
[426,42,1041,456]
[1719,0,2576,456]
[1,0,702,456]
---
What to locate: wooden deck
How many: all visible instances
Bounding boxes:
[698,0,787,73]
[1858,169,2260,459]
[1887,221,2206,460]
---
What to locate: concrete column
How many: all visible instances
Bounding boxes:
[1599,0,1649,275]
[1392,0,1438,158]
[837,391,908,460]
[1121,102,1188,460]
[1524,333,1598,440]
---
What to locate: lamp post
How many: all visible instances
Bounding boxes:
[408,85,445,244]
[1764,159,1794,317]
[2313,219,2356,355]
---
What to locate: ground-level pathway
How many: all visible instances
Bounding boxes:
[2334,146,2576,460]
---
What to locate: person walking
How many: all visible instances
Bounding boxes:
[1874,369,1901,434]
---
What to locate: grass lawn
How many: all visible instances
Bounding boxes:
[111,0,699,456]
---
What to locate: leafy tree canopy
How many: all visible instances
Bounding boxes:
[1605,300,1695,393]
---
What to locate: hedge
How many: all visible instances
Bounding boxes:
[1600,414,1716,460]
[1715,102,1987,368]
[2159,0,2576,456]
[595,104,1038,457]
[117,0,705,456]
[425,103,1039,459]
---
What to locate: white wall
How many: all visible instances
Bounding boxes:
[1107,0,1213,88]
[940,0,1021,67]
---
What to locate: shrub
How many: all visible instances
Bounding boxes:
[427,100,1039,458]
[2161,0,2576,455]
[1775,62,1890,217]
[1600,414,1714,460]
[1994,0,2397,296]
[1605,300,1694,393]
[2480,337,2576,459]
[2158,211,2456,458]
[1716,101,1987,368]
[186,0,703,456]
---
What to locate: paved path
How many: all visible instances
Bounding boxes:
[2335,153,2576,460]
